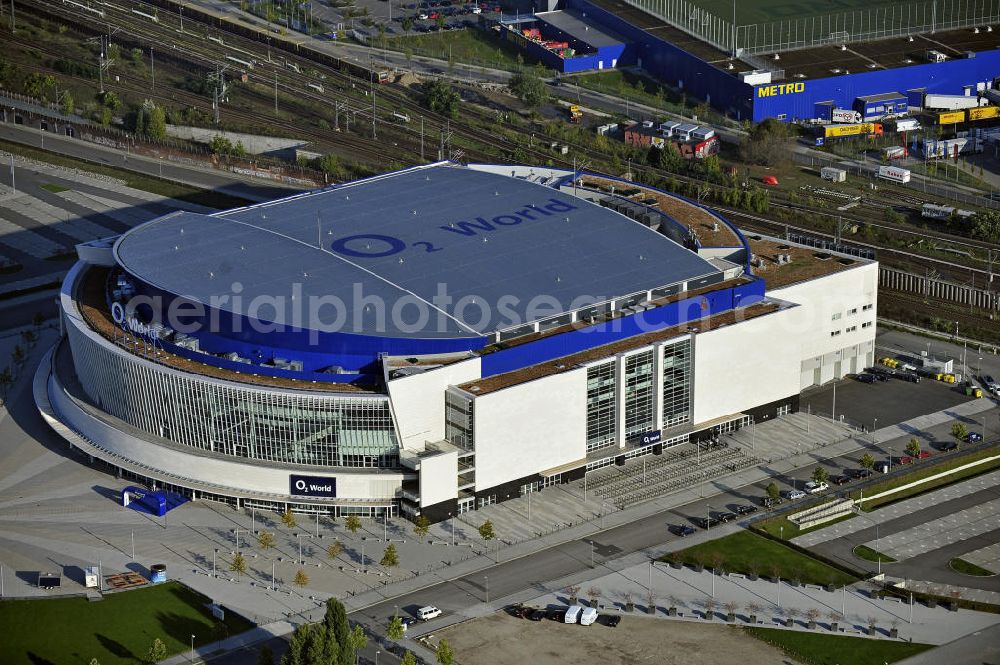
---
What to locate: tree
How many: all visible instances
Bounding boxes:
[859,452,876,471]
[61,90,75,115]
[969,210,1000,243]
[0,367,12,399]
[24,73,56,101]
[323,598,352,665]
[435,14,446,31]
[257,643,275,665]
[147,104,167,141]
[423,79,460,118]
[327,540,344,560]
[509,67,547,108]
[586,586,600,607]
[99,90,122,112]
[257,530,276,550]
[402,16,413,33]
[348,625,367,665]
[281,623,313,665]
[387,615,405,641]
[131,47,143,65]
[906,438,921,458]
[413,514,431,539]
[739,118,792,166]
[436,638,454,665]
[766,482,780,501]
[811,466,829,485]
[33,311,45,329]
[230,552,247,577]
[210,134,235,156]
[281,509,299,529]
[951,423,968,449]
[317,154,343,177]
[345,515,362,534]
[89,659,101,665]
[478,519,496,542]
[11,345,25,366]
[401,652,417,665]
[380,543,399,568]
[293,569,309,587]
[147,638,167,664]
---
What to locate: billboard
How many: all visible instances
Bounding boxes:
[937,111,965,125]
[968,106,1000,120]
[290,475,337,498]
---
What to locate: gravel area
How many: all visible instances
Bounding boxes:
[430,612,802,665]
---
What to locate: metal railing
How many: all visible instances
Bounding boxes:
[623,0,1000,56]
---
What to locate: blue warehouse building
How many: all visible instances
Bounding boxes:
[559,0,1000,122]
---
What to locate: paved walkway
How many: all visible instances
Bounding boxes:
[511,557,1000,647]
[962,542,1000,575]
[794,469,1000,548]
[868,498,1000,561]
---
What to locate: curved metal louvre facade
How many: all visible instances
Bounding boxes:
[65,321,399,468]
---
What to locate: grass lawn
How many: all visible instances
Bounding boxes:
[0,582,253,665]
[662,530,857,586]
[40,182,70,193]
[854,545,897,564]
[851,446,1000,511]
[742,626,933,665]
[690,0,904,25]
[753,507,856,541]
[950,558,995,577]
[381,28,537,71]
[0,139,251,211]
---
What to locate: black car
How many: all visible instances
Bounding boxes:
[941,441,958,451]
[899,372,921,383]
[734,504,758,516]
[760,496,782,508]
[529,609,546,621]
[603,615,621,627]
[694,516,719,529]
[547,608,566,622]
[676,525,696,537]
[830,474,850,485]
[855,373,877,384]
[714,511,738,523]
[505,604,524,617]
[849,468,873,479]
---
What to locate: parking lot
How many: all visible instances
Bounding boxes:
[304,0,497,37]
[799,371,974,433]
[430,611,798,665]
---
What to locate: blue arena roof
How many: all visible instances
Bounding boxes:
[113,163,719,339]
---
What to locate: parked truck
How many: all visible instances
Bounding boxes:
[877,165,911,183]
[823,122,884,139]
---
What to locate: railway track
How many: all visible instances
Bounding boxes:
[16,0,999,288]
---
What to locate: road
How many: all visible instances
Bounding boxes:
[0,123,301,202]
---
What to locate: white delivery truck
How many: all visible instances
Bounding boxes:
[579,607,599,626]
[564,605,583,623]
[820,167,847,182]
[877,165,911,183]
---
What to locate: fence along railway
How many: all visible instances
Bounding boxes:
[880,265,999,311]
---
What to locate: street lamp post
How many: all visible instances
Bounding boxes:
[189,634,195,663]
[872,417,878,445]
[213,549,218,578]
[707,505,712,532]
[251,506,256,535]
[485,575,489,605]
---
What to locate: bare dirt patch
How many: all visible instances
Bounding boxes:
[430,612,802,665]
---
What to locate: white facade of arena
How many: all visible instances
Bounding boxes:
[37,167,878,522]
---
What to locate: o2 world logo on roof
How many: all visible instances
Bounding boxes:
[328,197,578,259]
[757,82,806,98]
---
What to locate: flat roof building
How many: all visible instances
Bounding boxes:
[39,163,877,522]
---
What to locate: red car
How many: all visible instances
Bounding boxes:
[917,451,932,459]
[898,456,913,465]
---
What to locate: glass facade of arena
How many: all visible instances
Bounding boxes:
[66,323,399,468]
[444,388,475,451]
[662,338,692,428]
[624,349,655,438]
[586,361,616,452]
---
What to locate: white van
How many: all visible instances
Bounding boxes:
[417,606,442,621]
[579,607,598,626]
[564,605,583,623]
